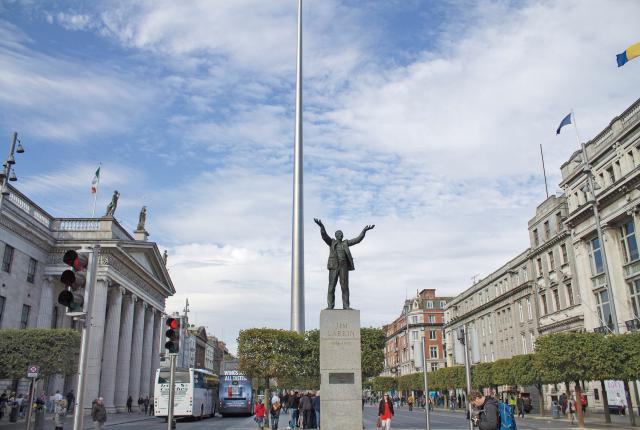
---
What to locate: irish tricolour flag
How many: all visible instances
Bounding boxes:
[91,166,100,194]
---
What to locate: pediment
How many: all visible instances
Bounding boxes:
[118,242,175,294]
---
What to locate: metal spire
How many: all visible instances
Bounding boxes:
[291,0,305,333]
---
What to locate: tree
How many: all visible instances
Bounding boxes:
[512,354,546,417]
[361,327,386,378]
[492,358,515,388]
[238,328,304,421]
[0,329,80,379]
[471,362,494,390]
[612,332,640,427]
[372,376,396,393]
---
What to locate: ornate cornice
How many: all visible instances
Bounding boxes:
[0,215,53,253]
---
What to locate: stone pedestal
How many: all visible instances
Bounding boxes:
[320,309,362,430]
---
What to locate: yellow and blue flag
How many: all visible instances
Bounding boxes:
[617,42,640,67]
[556,113,572,135]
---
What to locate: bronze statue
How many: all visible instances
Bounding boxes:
[105,190,119,217]
[137,206,147,230]
[314,218,374,310]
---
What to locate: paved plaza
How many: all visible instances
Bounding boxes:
[1,405,637,430]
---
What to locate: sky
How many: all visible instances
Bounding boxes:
[1,0,639,353]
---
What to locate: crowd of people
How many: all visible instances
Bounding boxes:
[254,390,320,429]
[0,390,75,423]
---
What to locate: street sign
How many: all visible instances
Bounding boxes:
[26,365,39,378]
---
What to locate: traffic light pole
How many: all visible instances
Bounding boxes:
[421,337,431,430]
[459,325,473,430]
[73,245,99,430]
[167,354,177,430]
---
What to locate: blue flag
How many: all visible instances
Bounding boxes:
[556,113,572,135]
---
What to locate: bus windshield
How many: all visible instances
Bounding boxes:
[157,371,190,384]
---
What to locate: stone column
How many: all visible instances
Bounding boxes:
[128,300,146,403]
[115,294,135,412]
[36,278,54,328]
[84,279,109,407]
[100,286,124,412]
[149,310,161,398]
[139,306,154,398]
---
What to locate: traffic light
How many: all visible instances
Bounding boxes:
[165,317,180,354]
[58,250,89,313]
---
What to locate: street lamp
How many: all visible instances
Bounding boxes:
[458,326,473,430]
[0,132,25,208]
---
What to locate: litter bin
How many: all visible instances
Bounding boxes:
[552,402,560,419]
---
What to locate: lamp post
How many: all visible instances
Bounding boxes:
[0,132,25,211]
[458,325,473,430]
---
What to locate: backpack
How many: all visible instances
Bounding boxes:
[498,402,517,430]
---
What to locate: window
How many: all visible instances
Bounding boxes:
[620,221,639,263]
[481,319,485,336]
[540,294,548,315]
[427,300,433,308]
[429,330,437,340]
[630,281,640,319]
[491,350,495,361]
[595,290,613,330]
[544,221,551,239]
[51,306,59,329]
[530,332,536,351]
[2,245,14,273]
[556,212,563,232]
[566,283,575,307]
[440,300,446,308]
[0,295,5,326]
[412,331,418,341]
[606,165,615,184]
[430,362,438,371]
[428,315,435,323]
[518,301,524,322]
[27,258,37,283]
[20,305,30,329]
[561,244,568,264]
[536,258,543,277]
[533,229,540,247]
[548,251,555,271]
[521,334,528,354]
[488,318,492,335]
[522,267,528,282]
[430,346,438,359]
[590,237,604,275]
[410,315,418,324]
[552,288,561,311]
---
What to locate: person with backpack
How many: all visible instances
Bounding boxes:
[469,390,500,430]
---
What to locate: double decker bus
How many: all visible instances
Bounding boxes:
[154,368,220,419]
[218,370,253,416]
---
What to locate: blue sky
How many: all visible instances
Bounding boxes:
[1,0,639,352]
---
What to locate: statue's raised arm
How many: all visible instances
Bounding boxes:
[314,218,332,246]
[347,224,375,246]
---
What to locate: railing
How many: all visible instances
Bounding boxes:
[59,220,100,231]
[621,102,640,127]
[8,191,52,228]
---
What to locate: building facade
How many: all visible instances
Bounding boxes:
[382,289,451,377]
[0,185,175,412]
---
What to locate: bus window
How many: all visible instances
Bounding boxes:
[158,371,190,384]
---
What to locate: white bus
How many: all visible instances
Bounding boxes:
[154,367,220,419]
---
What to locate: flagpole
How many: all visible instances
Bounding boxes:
[571,110,620,333]
[539,144,549,198]
[91,164,101,218]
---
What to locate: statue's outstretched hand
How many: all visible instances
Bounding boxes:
[363,225,375,231]
[314,218,324,228]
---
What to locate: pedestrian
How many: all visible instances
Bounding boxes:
[126,396,132,413]
[469,390,499,430]
[407,394,414,412]
[559,392,567,416]
[516,394,525,419]
[282,391,290,415]
[137,396,143,413]
[144,396,149,415]
[580,393,587,414]
[149,397,154,416]
[54,399,67,430]
[568,395,576,425]
[288,391,300,429]
[300,392,314,429]
[458,394,462,409]
[0,391,7,420]
[16,394,25,418]
[91,397,107,430]
[254,398,266,429]
[312,391,320,429]
[270,397,282,429]
[65,390,74,414]
[378,393,394,430]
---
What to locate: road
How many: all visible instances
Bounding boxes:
[80,406,619,430]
